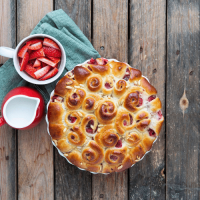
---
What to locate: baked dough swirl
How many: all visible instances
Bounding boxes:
[47,58,164,173]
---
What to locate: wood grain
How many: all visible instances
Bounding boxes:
[0,127,17,200]
[55,0,91,41]
[0,1,17,200]
[167,1,200,199]
[54,1,92,199]
[17,1,54,199]
[129,0,166,199]
[0,0,16,64]
[92,1,128,199]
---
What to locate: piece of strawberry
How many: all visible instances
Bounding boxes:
[25,64,37,78]
[35,66,42,71]
[47,56,60,64]
[19,58,22,65]
[41,62,46,67]
[33,59,41,67]
[18,43,31,58]
[29,48,45,60]
[37,57,57,67]
[20,52,29,71]
[28,42,42,51]
[43,38,60,50]
[87,58,98,65]
[27,49,32,54]
[28,59,35,66]
[27,38,43,45]
[40,68,58,80]
[34,65,51,79]
[43,46,61,58]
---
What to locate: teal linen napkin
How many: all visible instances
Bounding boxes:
[0,9,100,106]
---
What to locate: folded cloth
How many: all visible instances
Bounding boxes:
[0,9,100,106]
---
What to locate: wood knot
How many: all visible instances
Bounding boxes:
[99,194,104,198]
[100,46,104,50]
[153,68,157,73]
[179,90,189,117]
[161,168,165,178]
[176,50,180,55]
[189,71,193,75]
[140,46,143,53]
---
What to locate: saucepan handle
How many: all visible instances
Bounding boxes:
[0,117,6,127]
[0,47,15,58]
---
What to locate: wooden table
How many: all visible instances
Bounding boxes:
[0,0,199,199]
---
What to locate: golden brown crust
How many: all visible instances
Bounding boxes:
[48,102,64,124]
[54,76,77,97]
[109,61,128,78]
[95,125,119,148]
[115,109,135,135]
[129,68,142,82]
[56,137,75,153]
[114,80,127,97]
[87,74,102,92]
[74,66,92,84]
[88,64,110,76]
[105,147,127,165]
[141,133,156,151]
[47,58,164,174]
[140,77,157,95]
[129,143,146,164]
[125,131,141,147]
[67,125,86,146]
[49,123,66,140]
[65,89,86,110]
[150,97,162,112]
[82,141,104,165]
[95,100,117,124]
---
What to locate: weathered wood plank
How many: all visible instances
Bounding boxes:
[166,1,200,199]
[17,1,54,199]
[0,1,17,200]
[0,127,17,200]
[0,0,16,64]
[55,0,91,40]
[54,1,92,199]
[92,1,128,199]
[129,0,166,199]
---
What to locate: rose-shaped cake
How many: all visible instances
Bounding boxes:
[47,58,164,174]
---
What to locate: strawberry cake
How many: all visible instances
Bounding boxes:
[47,58,164,173]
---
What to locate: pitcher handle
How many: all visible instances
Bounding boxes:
[0,47,15,58]
[0,117,6,127]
